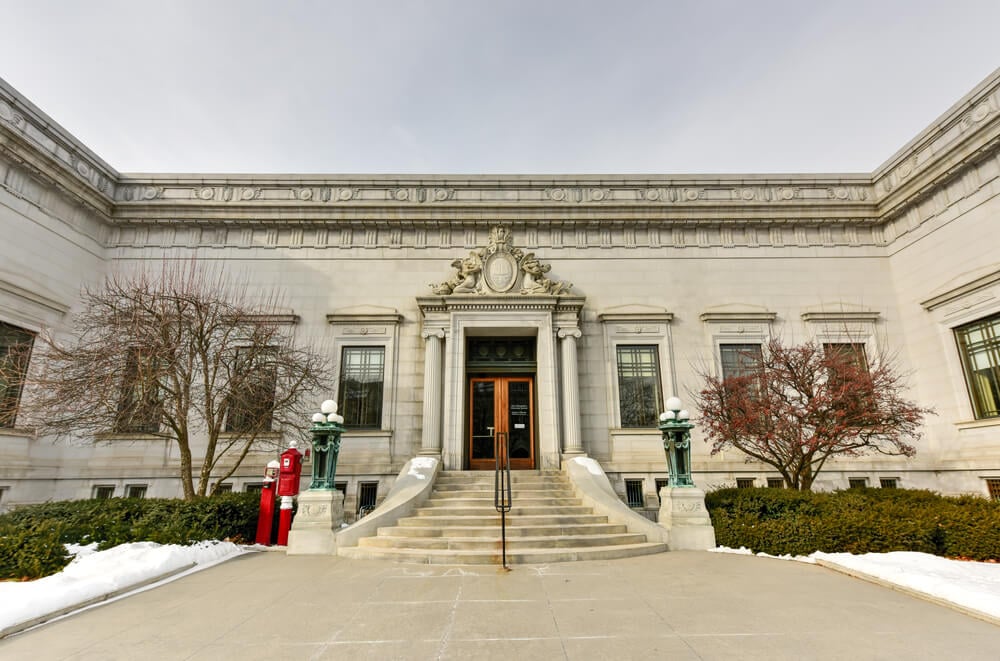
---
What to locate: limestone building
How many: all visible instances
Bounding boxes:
[2,68,1000,514]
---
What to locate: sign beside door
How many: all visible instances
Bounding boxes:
[468,376,535,470]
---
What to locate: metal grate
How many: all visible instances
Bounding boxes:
[216,483,233,493]
[736,478,755,489]
[125,484,147,499]
[358,481,378,516]
[848,478,868,489]
[879,478,898,489]
[92,485,115,499]
[767,477,784,488]
[986,478,1000,501]
[624,479,645,508]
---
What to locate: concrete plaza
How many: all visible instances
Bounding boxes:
[3,550,1000,660]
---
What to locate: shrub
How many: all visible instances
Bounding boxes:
[0,492,260,559]
[706,487,1000,559]
[0,520,71,580]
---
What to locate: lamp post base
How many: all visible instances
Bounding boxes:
[657,486,717,551]
[286,489,345,555]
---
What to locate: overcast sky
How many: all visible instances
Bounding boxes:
[2,1,999,175]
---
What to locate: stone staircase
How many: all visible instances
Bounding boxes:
[338,470,668,564]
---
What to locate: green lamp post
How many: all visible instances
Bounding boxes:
[308,399,345,490]
[658,396,694,488]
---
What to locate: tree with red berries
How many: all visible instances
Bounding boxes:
[694,338,933,491]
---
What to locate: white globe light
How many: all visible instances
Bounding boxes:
[320,400,338,414]
[328,413,344,424]
[311,412,326,423]
[660,411,675,421]
[678,409,690,421]
[665,396,683,411]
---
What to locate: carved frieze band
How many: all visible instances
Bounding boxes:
[107,221,888,250]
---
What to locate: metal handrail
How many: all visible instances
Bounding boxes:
[494,431,512,568]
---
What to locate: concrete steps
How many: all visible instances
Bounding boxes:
[338,469,668,564]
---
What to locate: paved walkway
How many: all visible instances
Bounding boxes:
[3,551,1000,660]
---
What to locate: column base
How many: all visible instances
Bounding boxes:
[286,489,344,555]
[658,486,717,551]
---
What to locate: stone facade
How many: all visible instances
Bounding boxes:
[2,68,1000,511]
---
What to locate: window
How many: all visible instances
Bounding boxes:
[654,478,669,494]
[92,485,115,499]
[357,481,378,517]
[0,322,34,428]
[848,478,868,489]
[125,484,147,499]
[338,347,384,428]
[216,483,233,494]
[736,478,755,489]
[624,479,645,508]
[0,487,8,507]
[879,478,898,489]
[986,479,1000,501]
[226,349,277,434]
[824,343,869,372]
[767,477,784,489]
[244,483,264,493]
[114,348,161,433]
[720,344,763,380]
[956,314,1000,419]
[615,345,663,427]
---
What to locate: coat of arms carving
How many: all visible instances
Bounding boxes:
[430,227,572,296]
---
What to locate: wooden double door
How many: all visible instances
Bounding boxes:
[468,376,535,470]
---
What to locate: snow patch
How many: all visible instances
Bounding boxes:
[572,456,604,476]
[407,456,438,479]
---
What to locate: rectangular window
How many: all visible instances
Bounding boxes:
[767,477,784,489]
[736,478,755,489]
[616,345,663,427]
[226,349,277,434]
[244,483,264,493]
[624,479,645,508]
[115,348,161,434]
[357,481,378,517]
[823,343,870,372]
[719,344,763,380]
[956,314,1000,419]
[125,484,147,499]
[338,347,384,429]
[848,477,868,489]
[92,485,115,499]
[216,483,233,494]
[0,322,34,428]
[879,478,898,489]
[986,478,1000,501]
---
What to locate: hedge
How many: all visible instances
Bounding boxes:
[706,487,1000,560]
[0,492,260,580]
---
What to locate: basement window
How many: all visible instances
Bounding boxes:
[125,484,147,499]
[624,479,645,508]
[736,478,755,489]
[244,483,264,493]
[986,478,1000,501]
[879,478,898,489]
[767,477,784,488]
[358,481,378,517]
[848,477,868,489]
[215,483,233,494]
[92,485,115,499]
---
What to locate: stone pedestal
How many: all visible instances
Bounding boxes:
[657,487,717,551]
[286,489,344,555]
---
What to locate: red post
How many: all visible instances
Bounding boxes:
[254,460,280,546]
[276,442,303,546]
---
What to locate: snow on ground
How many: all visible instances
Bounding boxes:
[0,541,248,632]
[712,546,1000,619]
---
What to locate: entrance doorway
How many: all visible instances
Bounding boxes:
[468,376,535,470]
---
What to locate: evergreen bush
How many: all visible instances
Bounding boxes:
[706,487,1000,559]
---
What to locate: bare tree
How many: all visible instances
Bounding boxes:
[9,261,331,499]
[694,338,933,491]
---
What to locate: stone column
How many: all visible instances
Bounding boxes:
[420,329,445,455]
[558,328,584,455]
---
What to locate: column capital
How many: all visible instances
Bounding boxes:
[421,328,446,340]
[557,327,582,339]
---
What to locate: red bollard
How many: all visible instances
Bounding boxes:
[276,441,303,546]
[254,460,280,546]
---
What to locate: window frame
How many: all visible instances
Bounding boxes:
[0,321,35,429]
[114,347,162,434]
[614,344,665,428]
[92,485,116,499]
[954,312,1000,419]
[125,484,148,499]
[224,346,279,435]
[719,343,764,381]
[337,346,386,429]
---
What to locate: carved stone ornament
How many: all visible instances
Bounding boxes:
[430,226,573,296]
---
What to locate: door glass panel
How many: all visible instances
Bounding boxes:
[470,381,495,460]
[507,380,531,459]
